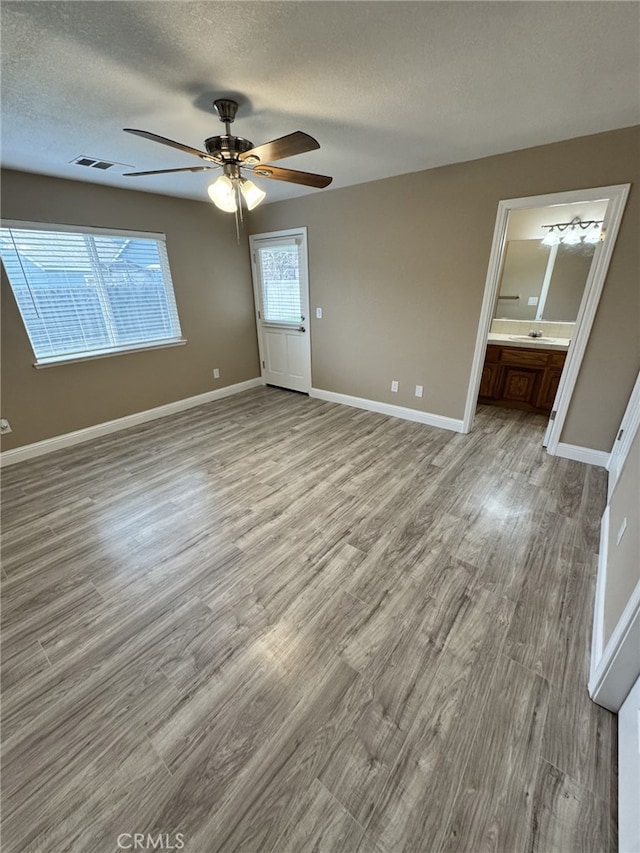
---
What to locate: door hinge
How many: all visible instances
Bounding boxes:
[262,360,265,368]
[550,410,557,421]
[258,310,261,319]
[617,428,624,441]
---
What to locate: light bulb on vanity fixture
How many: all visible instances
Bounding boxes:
[584,223,602,243]
[541,228,560,246]
[562,227,581,245]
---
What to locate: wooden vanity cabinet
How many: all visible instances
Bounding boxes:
[479,345,500,398]
[479,344,567,414]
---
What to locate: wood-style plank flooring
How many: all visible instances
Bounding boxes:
[0,387,614,852]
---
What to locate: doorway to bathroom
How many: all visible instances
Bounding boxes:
[463,184,630,457]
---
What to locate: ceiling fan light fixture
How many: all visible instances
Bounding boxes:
[208,175,237,212]
[240,179,266,211]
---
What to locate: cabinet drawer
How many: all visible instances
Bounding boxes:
[549,352,567,368]
[500,347,549,368]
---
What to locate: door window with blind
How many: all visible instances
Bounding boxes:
[255,238,303,325]
[0,222,184,366]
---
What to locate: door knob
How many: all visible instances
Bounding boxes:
[298,325,306,332]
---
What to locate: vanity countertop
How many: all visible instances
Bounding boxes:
[487,332,571,351]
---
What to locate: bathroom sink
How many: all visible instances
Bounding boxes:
[508,335,556,343]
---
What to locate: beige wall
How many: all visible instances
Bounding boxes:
[2,127,638,454]
[0,170,260,450]
[604,426,640,645]
[251,126,640,451]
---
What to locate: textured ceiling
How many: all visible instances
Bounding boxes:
[2,1,639,206]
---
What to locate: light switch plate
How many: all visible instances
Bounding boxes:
[316,307,323,319]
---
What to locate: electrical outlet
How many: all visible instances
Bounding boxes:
[415,385,423,398]
[0,418,12,434]
[316,307,323,319]
[391,380,399,393]
[212,368,220,379]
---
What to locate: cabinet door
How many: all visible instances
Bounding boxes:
[479,362,500,398]
[537,367,563,411]
[501,367,540,405]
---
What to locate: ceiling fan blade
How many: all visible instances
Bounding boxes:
[123,128,218,162]
[240,131,320,165]
[251,164,332,188]
[123,166,218,177]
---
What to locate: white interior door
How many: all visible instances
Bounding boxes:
[249,228,311,394]
[619,673,640,853]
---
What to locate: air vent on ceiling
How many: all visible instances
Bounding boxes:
[71,156,133,171]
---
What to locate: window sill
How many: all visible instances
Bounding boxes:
[33,338,187,369]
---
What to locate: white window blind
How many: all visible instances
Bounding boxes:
[0,222,183,364]
[257,241,302,324]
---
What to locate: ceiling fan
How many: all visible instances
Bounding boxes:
[123,98,332,213]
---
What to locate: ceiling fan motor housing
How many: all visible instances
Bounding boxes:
[204,135,254,159]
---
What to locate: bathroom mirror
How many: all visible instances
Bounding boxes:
[496,239,596,322]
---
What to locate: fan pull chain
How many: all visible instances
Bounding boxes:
[234,182,243,243]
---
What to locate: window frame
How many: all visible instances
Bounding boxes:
[0,219,186,368]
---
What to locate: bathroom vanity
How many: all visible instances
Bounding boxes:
[479,338,567,414]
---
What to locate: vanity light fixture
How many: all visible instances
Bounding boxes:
[540,216,603,246]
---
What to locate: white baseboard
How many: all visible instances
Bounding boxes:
[589,579,640,712]
[554,442,609,468]
[0,378,263,467]
[310,388,465,433]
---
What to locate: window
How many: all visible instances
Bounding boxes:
[256,240,302,324]
[0,221,184,365]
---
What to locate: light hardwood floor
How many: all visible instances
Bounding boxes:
[1,387,615,852]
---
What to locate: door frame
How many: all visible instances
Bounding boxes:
[248,226,311,393]
[462,184,630,453]
[607,369,640,499]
